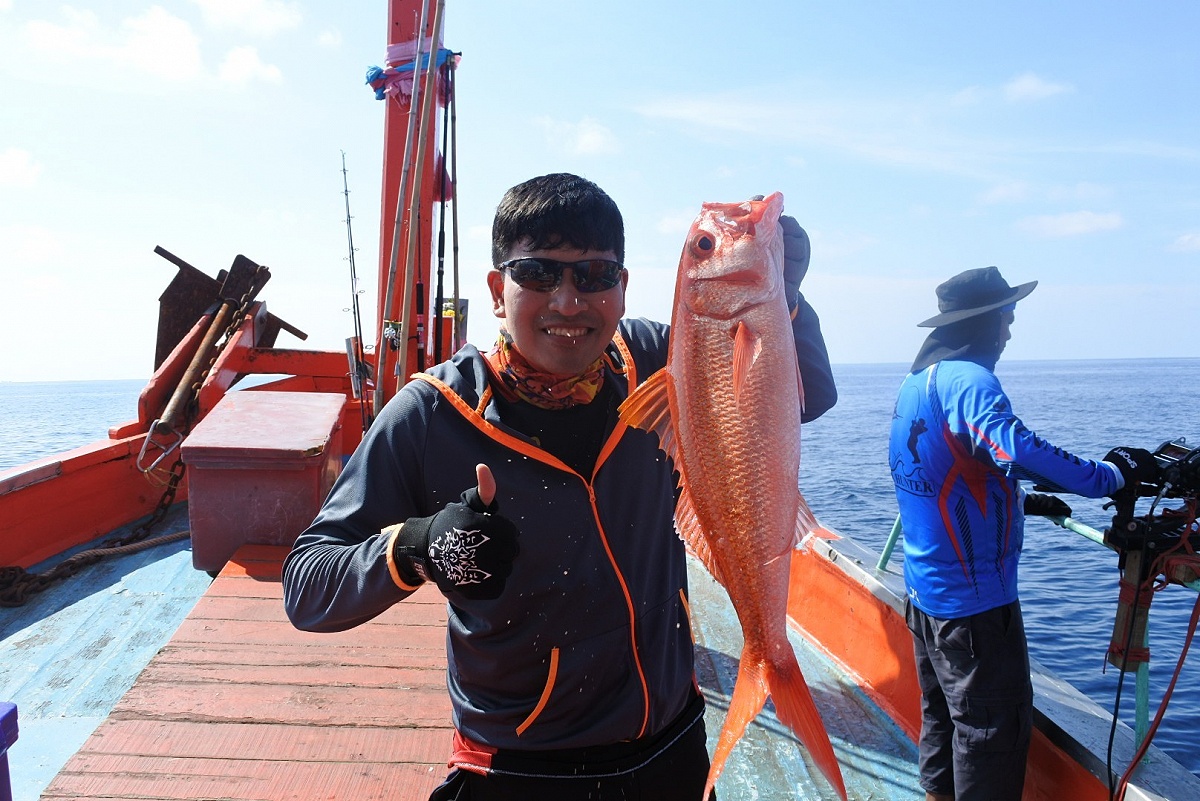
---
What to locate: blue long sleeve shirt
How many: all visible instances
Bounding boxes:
[888,360,1122,618]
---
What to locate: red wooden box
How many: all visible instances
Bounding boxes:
[181,391,345,572]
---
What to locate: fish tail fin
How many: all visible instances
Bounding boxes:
[767,657,848,801]
[704,660,769,800]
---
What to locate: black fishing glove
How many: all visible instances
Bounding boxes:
[1023,492,1071,518]
[780,214,810,310]
[1104,447,1161,491]
[390,487,520,600]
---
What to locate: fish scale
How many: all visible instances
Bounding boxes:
[620,192,847,801]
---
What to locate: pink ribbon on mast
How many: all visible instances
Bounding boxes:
[366,37,458,102]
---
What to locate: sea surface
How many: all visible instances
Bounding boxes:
[2,361,1198,779]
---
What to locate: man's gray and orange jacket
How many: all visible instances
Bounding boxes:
[282,307,835,768]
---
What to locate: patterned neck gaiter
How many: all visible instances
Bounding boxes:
[485,331,605,410]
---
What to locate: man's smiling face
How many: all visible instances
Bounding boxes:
[488,242,627,377]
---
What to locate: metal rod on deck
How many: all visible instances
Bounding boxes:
[1058,516,1106,546]
[1136,632,1151,747]
[158,303,233,432]
[877,515,903,571]
[1054,515,1161,749]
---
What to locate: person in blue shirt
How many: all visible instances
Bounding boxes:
[888,266,1160,801]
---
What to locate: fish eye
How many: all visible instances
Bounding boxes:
[691,233,714,256]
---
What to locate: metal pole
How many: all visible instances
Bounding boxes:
[373,0,431,416]
[395,0,445,391]
[449,56,462,350]
[876,515,903,572]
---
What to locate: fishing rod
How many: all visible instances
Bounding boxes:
[374,0,433,417]
[433,55,454,365]
[395,0,447,393]
[340,151,374,434]
[448,52,461,353]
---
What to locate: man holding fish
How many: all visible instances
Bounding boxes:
[889,266,1161,801]
[283,172,838,800]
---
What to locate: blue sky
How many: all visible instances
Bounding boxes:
[2,1,1198,382]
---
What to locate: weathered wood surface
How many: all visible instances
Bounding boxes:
[40,545,454,801]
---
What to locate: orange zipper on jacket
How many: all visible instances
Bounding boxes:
[411,333,655,738]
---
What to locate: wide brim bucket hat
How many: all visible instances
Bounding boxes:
[918,265,1038,327]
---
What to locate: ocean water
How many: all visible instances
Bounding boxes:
[799,358,1200,779]
[2,361,1198,779]
[0,379,147,469]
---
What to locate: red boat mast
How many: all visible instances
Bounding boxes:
[372,0,456,414]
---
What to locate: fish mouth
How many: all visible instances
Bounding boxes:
[695,269,764,287]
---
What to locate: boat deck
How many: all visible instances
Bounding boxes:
[10,535,923,800]
[10,507,1200,800]
[38,545,456,800]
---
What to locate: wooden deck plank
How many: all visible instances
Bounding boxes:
[42,545,454,801]
[138,650,448,686]
[64,719,452,762]
[35,544,934,800]
[148,640,449,671]
[43,756,447,800]
[113,681,451,727]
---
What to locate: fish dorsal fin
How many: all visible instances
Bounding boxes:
[617,367,678,465]
[676,483,728,587]
[732,321,762,406]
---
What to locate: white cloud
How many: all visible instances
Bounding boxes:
[1016,210,1123,237]
[1004,72,1073,102]
[191,0,302,36]
[21,6,203,81]
[0,0,12,11]
[534,116,619,156]
[982,181,1113,206]
[951,85,985,106]
[0,148,40,187]
[634,93,1001,181]
[1168,233,1200,253]
[317,29,342,49]
[218,46,282,84]
[1046,182,1113,202]
[980,181,1030,204]
[16,6,292,88]
[2,224,66,264]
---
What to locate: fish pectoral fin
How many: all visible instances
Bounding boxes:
[795,358,806,413]
[793,492,819,550]
[676,485,727,586]
[617,367,679,464]
[731,321,763,406]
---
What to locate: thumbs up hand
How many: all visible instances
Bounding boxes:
[388,464,520,600]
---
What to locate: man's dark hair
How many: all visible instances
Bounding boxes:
[491,173,625,266]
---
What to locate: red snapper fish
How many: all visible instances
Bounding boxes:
[619,193,846,800]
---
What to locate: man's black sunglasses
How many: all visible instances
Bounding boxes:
[498,258,625,293]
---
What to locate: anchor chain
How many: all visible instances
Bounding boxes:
[0,458,188,607]
[139,263,269,477]
[2,264,270,607]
